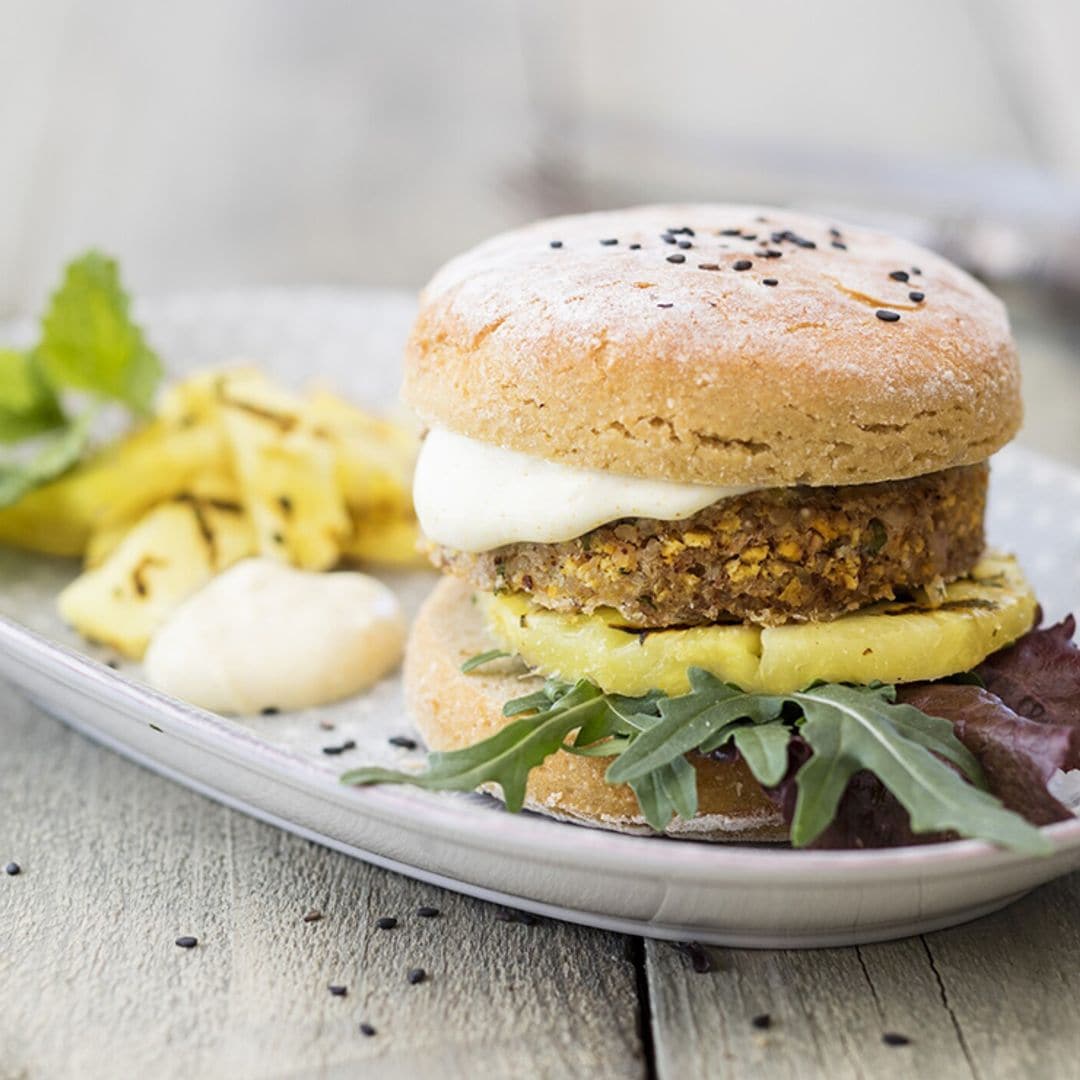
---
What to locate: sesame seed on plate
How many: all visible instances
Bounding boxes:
[417,906,440,918]
[175,936,198,949]
[360,1023,377,1037]
[376,916,398,930]
[629,243,642,250]
[666,253,686,264]
[762,278,778,286]
[549,240,562,249]
[600,237,618,246]
[883,1032,912,1047]
[407,967,427,985]
[831,240,847,250]
[329,984,348,997]
[752,1013,773,1030]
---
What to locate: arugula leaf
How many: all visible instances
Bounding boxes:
[37,251,162,414]
[0,350,64,443]
[460,648,510,673]
[0,412,93,507]
[628,756,699,830]
[343,660,1052,853]
[342,679,612,811]
[792,684,1049,853]
[605,668,785,784]
[728,722,792,787]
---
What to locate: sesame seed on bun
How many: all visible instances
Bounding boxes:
[404,204,1020,487]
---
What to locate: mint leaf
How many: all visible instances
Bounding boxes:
[0,412,93,507]
[792,684,1049,853]
[37,251,161,413]
[0,349,64,443]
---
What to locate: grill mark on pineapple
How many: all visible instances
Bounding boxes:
[877,597,999,616]
[175,496,219,565]
[220,395,298,432]
[131,556,167,598]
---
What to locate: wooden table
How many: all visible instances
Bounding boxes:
[3,294,1080,1078]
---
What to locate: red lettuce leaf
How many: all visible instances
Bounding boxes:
[898,683,1080,826]
[975,613,1080,728]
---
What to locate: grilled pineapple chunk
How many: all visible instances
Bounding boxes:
[0,415,226,557]
[340,510,426,568]
[58,496,255,658]
[481,554,1037,696]
[216,371,349,571]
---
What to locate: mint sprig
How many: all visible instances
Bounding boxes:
[0,252,162,507]
[343,665,1052,854]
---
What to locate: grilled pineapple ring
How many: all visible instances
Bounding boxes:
[480,554,1037,696]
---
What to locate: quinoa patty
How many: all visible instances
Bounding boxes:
[429,464,988,627]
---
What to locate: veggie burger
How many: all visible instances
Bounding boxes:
[348,204,1080,853]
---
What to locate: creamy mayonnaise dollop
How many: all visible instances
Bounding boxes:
[413,428,761,553]
[144,558,406,714]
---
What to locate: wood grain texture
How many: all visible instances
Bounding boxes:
[0,692,645,1079]
[644,874,1080,1079]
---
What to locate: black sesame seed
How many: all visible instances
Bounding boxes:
[831,240,847,250]
[662,234,677,244]
[741,232,757,241]
[5,862,20,876]
[732,260,752,271]
[889,270,910,282]
[668,226,694,236]
[677,239,692,249]
[303,910,323,923]
[911,266,922,275]
[697,263,720,271]
[883,1032,911,1047]
[762,278,779,286]
[762,249,783,258]
[417,906,440,918]
[175,936,198,949]
[657,302,674,308]
[260,706,280,716]
[720,228,741,236]
[829,227,842,238]
[909,291,925,302]
[376,916,398,929]
[322,739,357,756]
[359,1022,377,1037]
[875,309,901,322]
[752,1013,773,1030]
[666,253,686,264]
[628,243,641,250]
[407,967,427,985]
[106,658,120,670]
[388,735,418,750]
[600,237,618,246]
[549,239,563,249]
[329,984,348,997]
[675,941,713,973]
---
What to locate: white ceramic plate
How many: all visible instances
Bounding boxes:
[3,289,1080,949]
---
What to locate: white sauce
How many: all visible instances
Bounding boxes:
[144,558,406,715]
[413,428,762,553]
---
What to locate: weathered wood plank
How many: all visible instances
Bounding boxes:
[0,693,645,1079]
[645,873,1080,1080]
